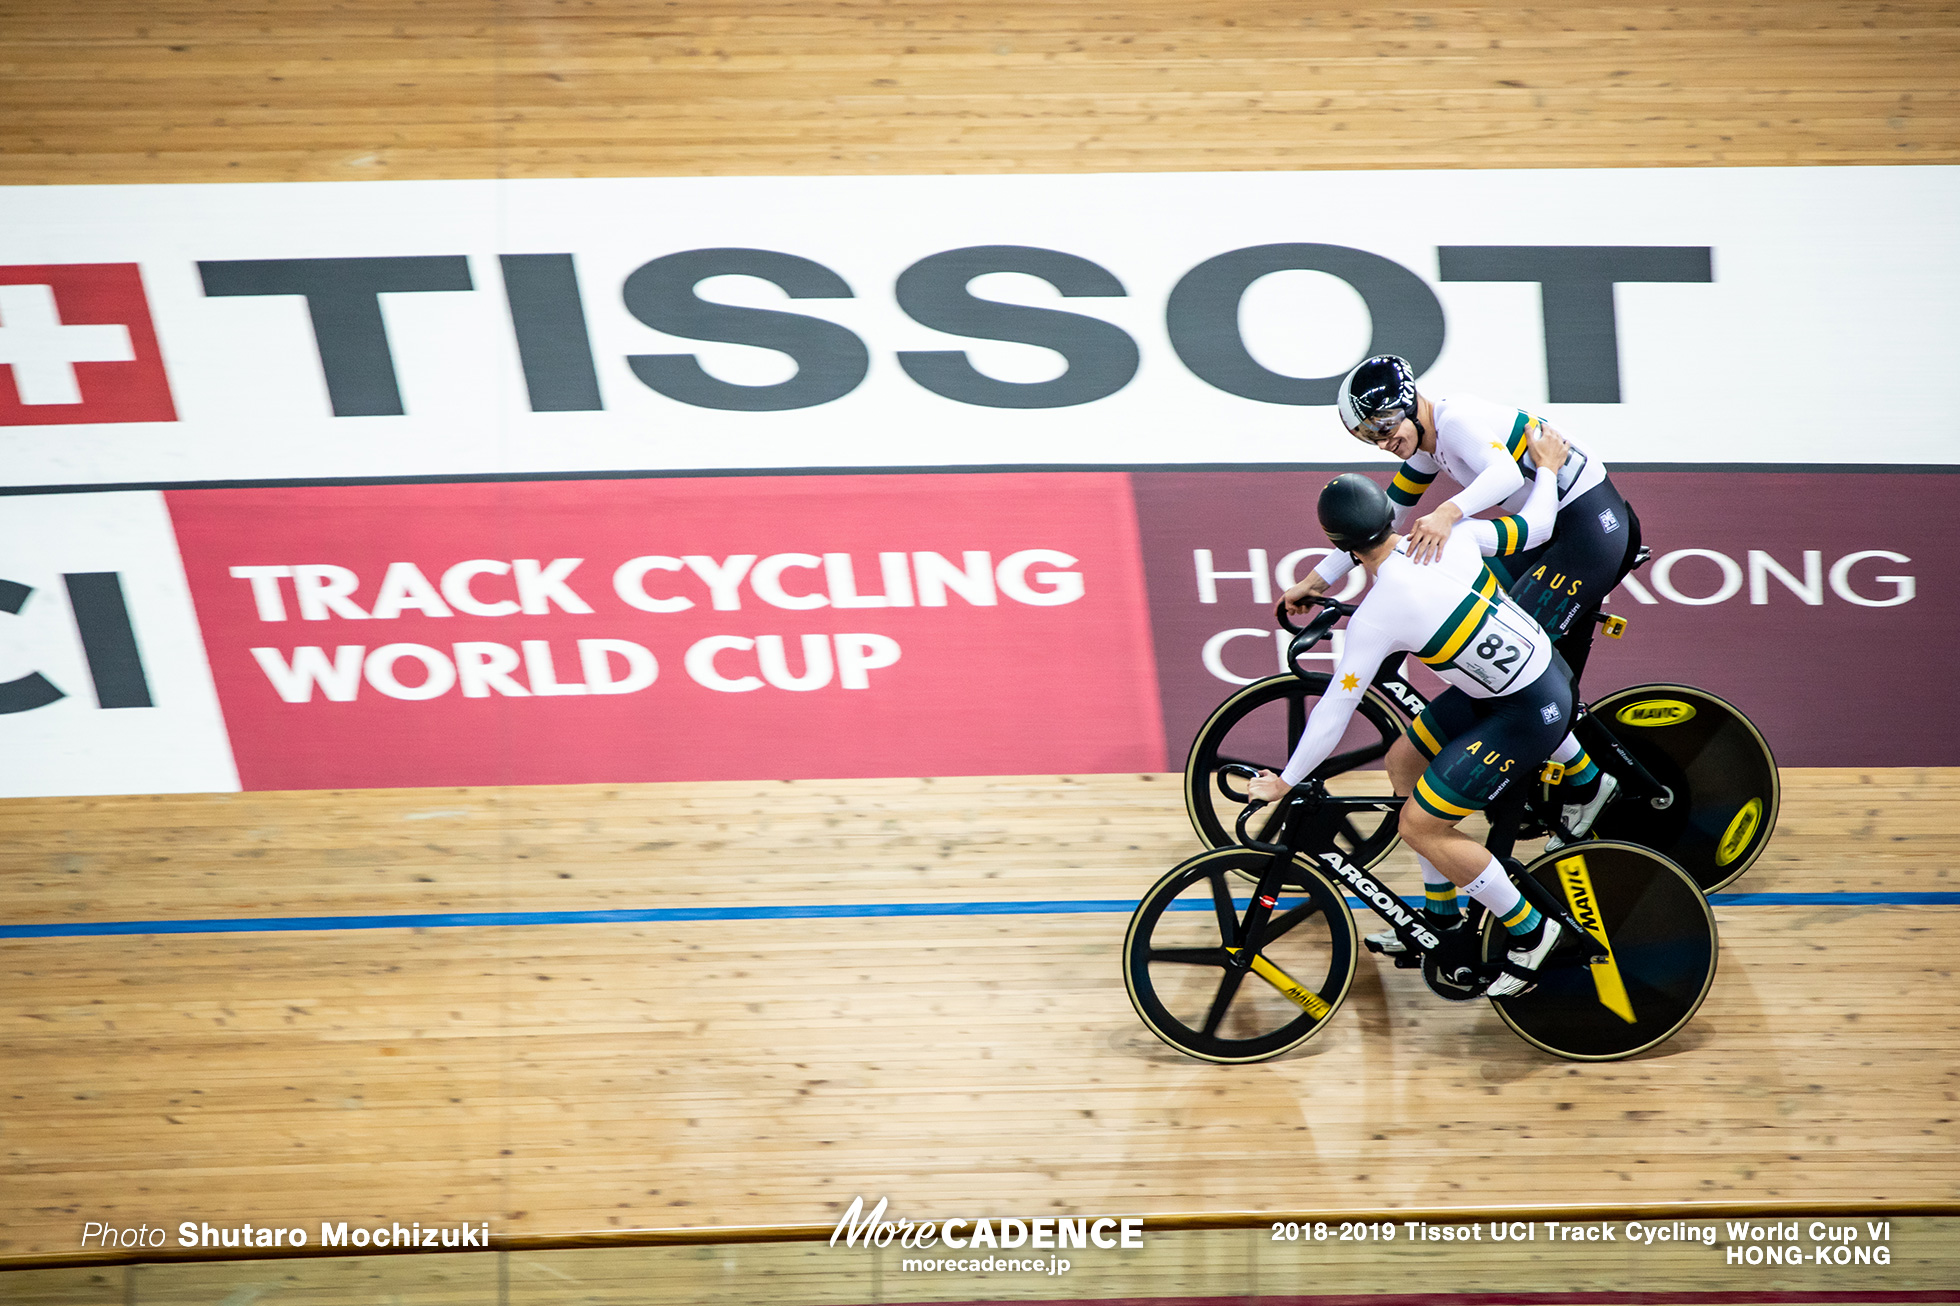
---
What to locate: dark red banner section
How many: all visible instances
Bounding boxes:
[167,475,1166,790]
[1132,469,1960,769]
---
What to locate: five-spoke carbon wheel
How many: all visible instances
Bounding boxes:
[1183,673,1409,866]
[1124,847,1359,1063]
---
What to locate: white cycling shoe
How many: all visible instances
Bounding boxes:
[1487,918,1562,998]
[1364,927,1407,954]
[1545,773,1620,850]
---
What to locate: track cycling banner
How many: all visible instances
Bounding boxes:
[0,466,1953,796]
[1134,468,1958,779]
[0,167,1956,489]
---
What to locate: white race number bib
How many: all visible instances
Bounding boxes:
[1453,602,1540,694]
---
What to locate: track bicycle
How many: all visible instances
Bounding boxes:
[1124,742,1721,1063]
[1181,589,1780,895]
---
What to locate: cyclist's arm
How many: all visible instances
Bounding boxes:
[1307,550,1354,591]
[1277,620,1396,786]
[1385,456,1439,534]
[1443,439,1527,522]
[1282,568,1332,613]
[1412,441,1522,565]
[1467,427,1567,556]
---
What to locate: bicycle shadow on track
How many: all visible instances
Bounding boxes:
[1448,952,1752,1090]
[1099,1026,1367,1207]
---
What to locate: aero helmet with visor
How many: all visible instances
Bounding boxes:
[1336,355,1420,445]
[1318,473,1394,556]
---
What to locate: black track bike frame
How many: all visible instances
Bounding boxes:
[1214,594,1640,977]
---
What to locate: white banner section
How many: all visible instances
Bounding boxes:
[0,166,1954,486]
[0,493,239,796]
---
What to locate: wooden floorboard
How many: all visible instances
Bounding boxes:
[2,2,1956,184]
[2,769,1956,1259]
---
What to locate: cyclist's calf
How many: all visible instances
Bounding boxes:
[1397,800,1497,886]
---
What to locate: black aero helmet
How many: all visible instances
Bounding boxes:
[1318,473,1394,554]
[1337,354,1419,443]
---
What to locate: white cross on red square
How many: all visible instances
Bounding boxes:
[0,264,176,426]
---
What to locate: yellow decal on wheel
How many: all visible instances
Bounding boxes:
[1615,699,1696,727]
[1231,949,1333,1019]
[1556,855,1637,1025]
[1717,797,1763,867]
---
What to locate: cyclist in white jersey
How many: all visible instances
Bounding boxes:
[1296,355,1637,842]
[1247,424,1574,997]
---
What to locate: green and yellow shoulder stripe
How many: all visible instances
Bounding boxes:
[1412,563,1504,671]
[1503,410,1552,467]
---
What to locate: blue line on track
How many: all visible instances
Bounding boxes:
[2,892,1954,940]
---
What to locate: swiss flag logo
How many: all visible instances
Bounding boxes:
[0,264,176,426]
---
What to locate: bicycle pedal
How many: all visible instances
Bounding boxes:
[1601,614,1628,639]
[1363,936,1390,956]
[1392,952,1422,970]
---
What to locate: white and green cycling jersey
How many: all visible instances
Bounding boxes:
[1278,464,1563,787]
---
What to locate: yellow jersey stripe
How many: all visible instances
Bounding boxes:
[1411,714,1445,756]
[1428,594,1491,666]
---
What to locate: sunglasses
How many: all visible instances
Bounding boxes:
[1350,409,1408,445]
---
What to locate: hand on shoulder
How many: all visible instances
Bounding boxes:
[1525,422,1570,472]
[1406,502,1461,564]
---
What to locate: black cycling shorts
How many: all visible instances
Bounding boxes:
[1490,477,1633,641]
[1406,654,1574,821]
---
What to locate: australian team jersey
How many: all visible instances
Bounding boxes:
[1277,465,1561,787]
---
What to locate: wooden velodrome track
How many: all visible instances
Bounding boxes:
[4,0,1960,1268]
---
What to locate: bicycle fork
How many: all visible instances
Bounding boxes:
[1223,851,1335,1020]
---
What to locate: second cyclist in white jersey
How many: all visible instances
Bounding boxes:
[1299,355,1636,842]
[1247,423,1576,997]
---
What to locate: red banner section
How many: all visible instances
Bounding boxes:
[167,475,1166,790]
[1132,469,1960,769]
